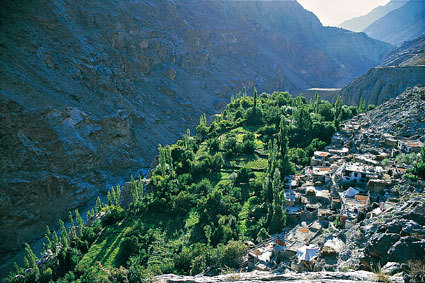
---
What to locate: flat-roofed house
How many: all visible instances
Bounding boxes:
[398,140,424,153]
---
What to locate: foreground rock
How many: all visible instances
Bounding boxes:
[156,270,402,283]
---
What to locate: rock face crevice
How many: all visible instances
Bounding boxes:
[0,0,391,256]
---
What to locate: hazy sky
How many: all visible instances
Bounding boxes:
[297,0,391,27]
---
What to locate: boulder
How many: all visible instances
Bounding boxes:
[381,262,401,276]
[387,237,425,263]
[365,233,400,259]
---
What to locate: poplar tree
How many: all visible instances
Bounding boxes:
[270,169,286,233]
[131,175,139,203]
[24,243,39,280]
[334,95,343,130]
[107,191,113,206]
[68,211,76,238]
[115,184,121,206]
[138,175,144,199]
[253,87,258,110]
[59,220,69,247]
[95,196,102,213]
[75,209,84,236]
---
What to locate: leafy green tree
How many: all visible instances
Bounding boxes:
[236,167,254,184]
[68,211,76,238]
[95,196,102,213]
[270,169,286,233]
[334,95,343,130]
[59,219,69,247]
[75,209,84,237]
[220,241,247,268]
[278,116,289,159]
[414,145,425,179]
[314,92,321,113]
[256,227,269,242]
[358,97,366,113]
[253,87,258,110]
[131,175,139,203]
[138,176,144,199]
[196,113,208,140]
[318,102,334,121]
[107,191,113,206]
[24,243,39,281]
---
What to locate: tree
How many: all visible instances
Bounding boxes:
[358,97,366,113]
[253,87,258,110]
[59,219,69,248]
[75,209,84,237]
[24,243,39,281]
[107,191,113,206]
[68,211,76,238]
[131,175,139,203]
[278,116,289,159]
[270,169,286,233]
[196,114,208,140]
[314,92,321,113]
[334,95,343,130]
[95,196,102,213]
[138,176,144,199]
[115,185,121,206]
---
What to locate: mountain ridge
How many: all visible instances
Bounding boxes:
[338,0,408,32]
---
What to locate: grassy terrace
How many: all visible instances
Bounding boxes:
[77,220,133,269]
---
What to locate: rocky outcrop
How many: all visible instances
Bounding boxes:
[338,67,425,106]
[354,86,425,138]
[156,270,403,283]
[0,0,391,258]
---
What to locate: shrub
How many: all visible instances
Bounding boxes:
[220,241,247,268]
[235,167,254,184]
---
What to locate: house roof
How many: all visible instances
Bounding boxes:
[314,151,330,157]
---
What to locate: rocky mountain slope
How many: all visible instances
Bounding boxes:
[364,0,425,46]
[338,66,425,106]
[338,0,408,33]
[339,36,425,106]
[0,0,392,258]
[381,34,425,67]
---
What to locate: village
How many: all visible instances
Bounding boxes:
[242,112,424,273]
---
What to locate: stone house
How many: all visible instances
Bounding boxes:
[398,139,423,153]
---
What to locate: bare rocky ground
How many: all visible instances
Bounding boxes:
[156,270,403,283]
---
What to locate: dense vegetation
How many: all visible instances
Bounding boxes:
[6,90,359,282]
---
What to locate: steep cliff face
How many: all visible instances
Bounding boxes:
[0,0,391,256]
[339,66,425,106]
[339,35,425,106]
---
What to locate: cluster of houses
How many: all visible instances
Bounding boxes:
[242,113,424,272]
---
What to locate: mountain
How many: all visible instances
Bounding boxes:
[338,0,408,32]
[339,35,425,106]
[0,0,391,260]
[381,34,425,66]
[364,0,425,46]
